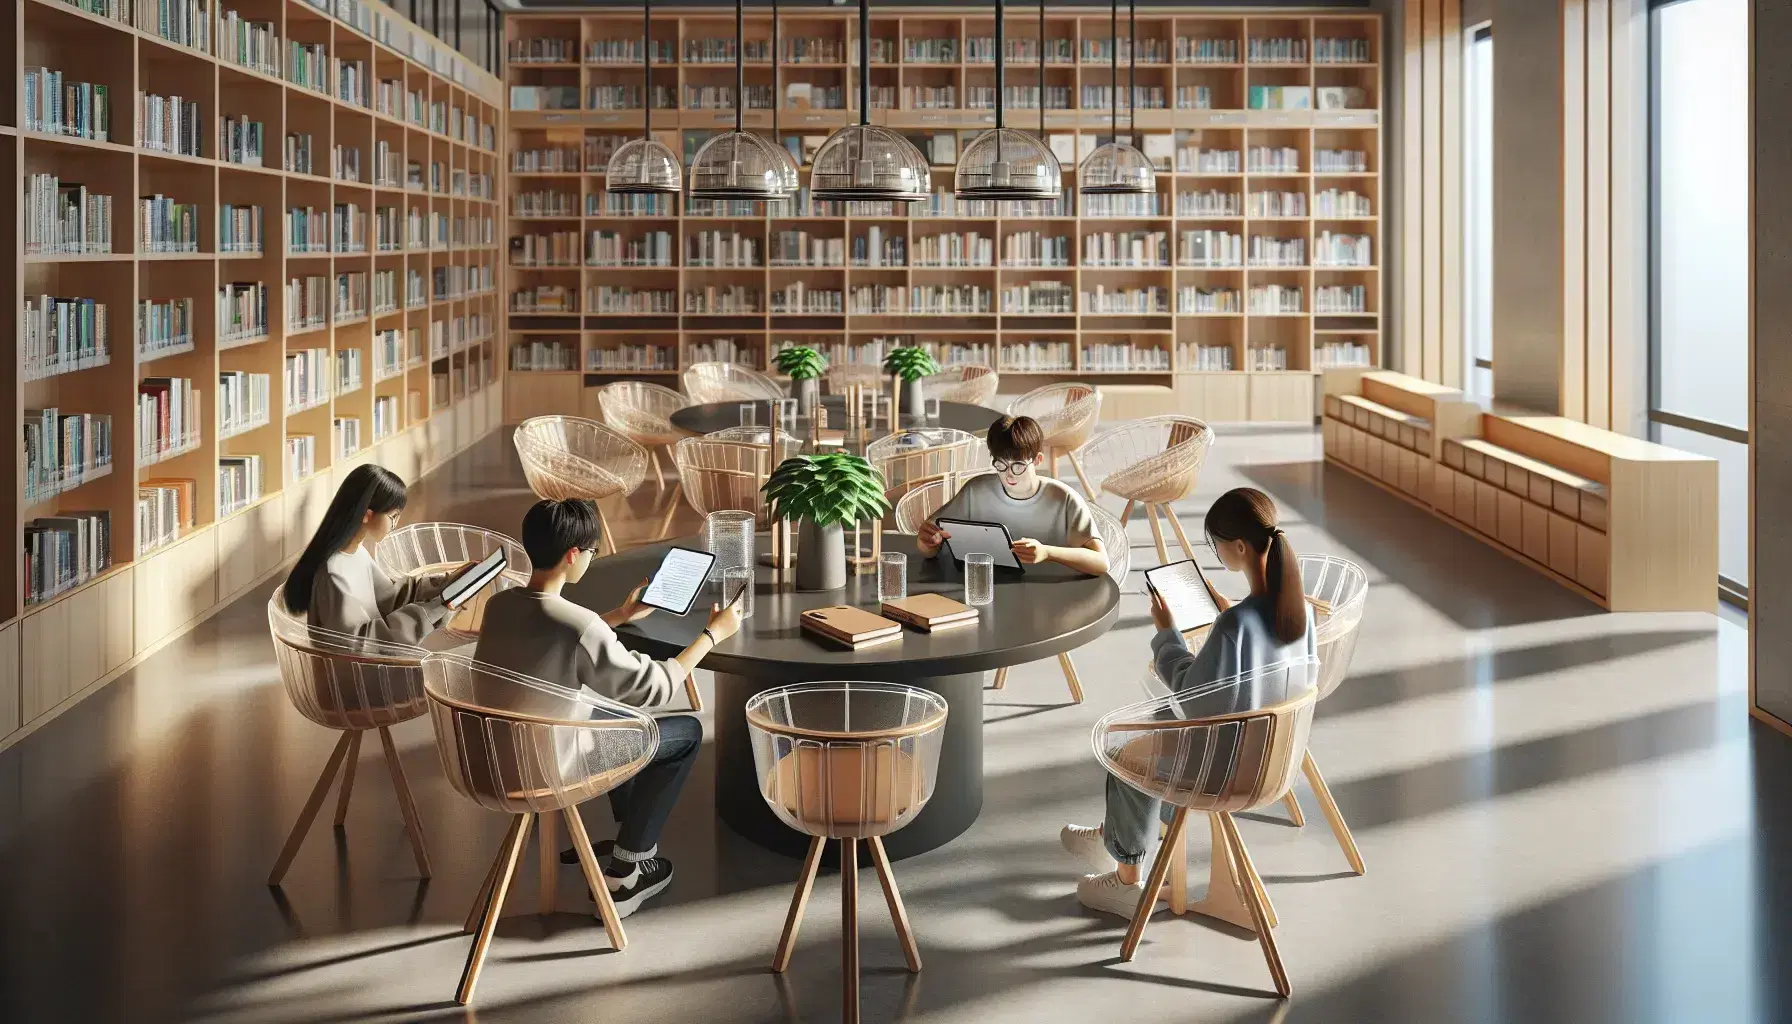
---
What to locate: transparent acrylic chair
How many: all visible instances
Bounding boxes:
[674,428,802,520]
[1007,383,1103,494]
[682,361,785,404]
[1282,554,1370,874]
[513,415,650,554]
[747,681,948,1024]
[422,653,659,1005]
[923,364,999,407]
[890,470,991,534]
[1079,415,1214,567]
[597,380,690,488]
[374,523,532,645]
[1094,657,1320,996]
[266,593,435,885]
[864,428,984,506]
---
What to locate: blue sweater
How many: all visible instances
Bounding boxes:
[1150,592,1318,716]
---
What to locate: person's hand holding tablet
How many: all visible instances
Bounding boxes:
[917,518,951,557]
[602,577,657,627]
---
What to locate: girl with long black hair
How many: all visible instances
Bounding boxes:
[282,464,456,644]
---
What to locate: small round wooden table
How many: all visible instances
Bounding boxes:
[564,532,1120,860]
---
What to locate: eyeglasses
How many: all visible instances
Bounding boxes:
[991,458,1033,474]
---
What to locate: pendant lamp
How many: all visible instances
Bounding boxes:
[606,0,682,195]
[810,0,931,203]
[954,0,1060,200]
[766,0,802,188]
[1079,0,1155,196]
[688,0,798,200]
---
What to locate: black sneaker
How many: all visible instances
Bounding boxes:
[560,839,615,865]
[600,857,674,919]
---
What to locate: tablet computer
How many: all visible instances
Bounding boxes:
[640,546,718,615]
[936,517,1024,571]
[1144,559,1221,633]
[441,549,509,609]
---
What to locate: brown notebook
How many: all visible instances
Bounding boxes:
[800,606,904,649]
[881,594,980,632]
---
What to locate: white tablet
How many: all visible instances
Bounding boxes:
[1144,559,1221,633]
[441,549,508,609]
[640,546,718,615]
[936,517,1024,571]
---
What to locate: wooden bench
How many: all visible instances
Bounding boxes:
[1321,370,1480,506]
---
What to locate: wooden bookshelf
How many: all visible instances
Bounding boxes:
[2,0,504,748]
[501,6,1381,425]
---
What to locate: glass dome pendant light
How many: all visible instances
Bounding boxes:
[809,0,931,203]
[688,0,798,200]
[605,0,682,195]
[953,0,1061,201]
[1079,0,1156,196]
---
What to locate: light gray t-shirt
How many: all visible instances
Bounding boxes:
[1152,593,1319,715]
[308,546,452,645]
[931,474,1096,550]
[473,588,687,709]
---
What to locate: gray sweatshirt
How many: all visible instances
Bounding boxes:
[472,588,688,708]
[308,546,452,645]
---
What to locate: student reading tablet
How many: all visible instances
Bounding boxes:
[916,415,1109,577]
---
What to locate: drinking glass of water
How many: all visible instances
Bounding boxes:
[704,510,755,584]
[965,553,994,606]
[878,552,908,602]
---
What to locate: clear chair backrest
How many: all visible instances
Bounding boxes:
[268,591,430,731]
[422,653,659,814]
[683,362,785,404]
[745,681,949,840]
[1089,503,1131,584]
[826,362,885,395]
[598,381,688,444]
[1008,383,1103,451]
[1299,555,1369,700]
[891,470,994,535]
[674,432,801,518]
[1083,415,1214,504]
[924,364,999,407]
[513,415,647,501]
[865,428,985,504]
[374,523,534,641]
[1094,657,1318,814]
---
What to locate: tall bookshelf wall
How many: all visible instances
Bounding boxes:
[2,0,504,743]
[502,7,1381,425]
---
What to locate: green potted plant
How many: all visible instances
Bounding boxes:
[773,345,828,417]
[762,452,890,590]
[883,345,940,419]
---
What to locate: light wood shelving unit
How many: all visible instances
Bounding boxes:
[2,0,505,748]
[501,6,1381,425]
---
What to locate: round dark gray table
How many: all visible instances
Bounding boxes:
[565,532,1120,861]
[670,397,1000,451]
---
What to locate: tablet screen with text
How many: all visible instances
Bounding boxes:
[1144,559,1221,633]
[640,547,717,615]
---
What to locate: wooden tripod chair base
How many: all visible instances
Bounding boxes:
[456,807,627,1005]
[268,726,432,886]
[771,835,921,1024]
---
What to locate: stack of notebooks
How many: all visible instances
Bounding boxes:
[881,594,980,633]
[798,595,981,650]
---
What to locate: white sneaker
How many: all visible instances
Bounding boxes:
[1076,870,1162,920]
[1060,823,1116,874]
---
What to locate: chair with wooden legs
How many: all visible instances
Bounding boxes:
[265,594,435,887]
[674,428,803,520]
[1078,415,1215,568]
[421,653,659,1006]
[1094,657,1320,997]
[865,428,984,507]
[682,361,785,404]
[747,681,949,1024]
[598,380,690,497]
[513,415,649,554]
[923,364,999,407]
[1281,555,1370,875]
[1007,383,1103,495]
[374,523,533,645]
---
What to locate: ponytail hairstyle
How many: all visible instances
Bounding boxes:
[283,464,409,613]
[1203,487,1306,644]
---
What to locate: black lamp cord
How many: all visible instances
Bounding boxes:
[993,0,1004,166]
[1127,0,1136,136]
[1038,0,1046,137]
[1108,0,1118,140]
[772,0,781,144]
[858,0,870,126]
[642,0,652,137]
[734,0,744,132]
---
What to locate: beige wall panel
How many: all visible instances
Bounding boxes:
[103,570,135,673]
[22,603,69,724]
[0,623,18,738]
[64,584,106,701]
[1585,0,1613,429]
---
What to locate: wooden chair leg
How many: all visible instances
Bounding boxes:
[1121,807,1187,961]
[868,836,921,972]
[332,732,363,828]
[537,812,559,915]
[378,726,432,878]
[1117,499,1136,528]
[991,667,1008,690]
[1050,450,1061,480]
[1239,828,1278,929]
[1186,812,1257,931]
[1303,751,1366,875]
[1056,653,1086,704]
[1219,813,1291,998]
[1281,791,1306,828]
[842,837,861,1024]
[269,731,356,885]
[1164,507,1199,562]
[464,828,514,934]
[457,812,532,1005]
[1068,451,1098,499]
[654,482,683,541]
[1167,822,1188,915]
[563,806,627,949]
[773,836,825,973]
[594,501,617,556]
[650,446,666,489]
[683,671,705,713]
[1144,504,1171,566]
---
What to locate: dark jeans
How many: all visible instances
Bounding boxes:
[605,713,702,857]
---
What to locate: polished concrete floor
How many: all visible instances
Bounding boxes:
[0,422,1783,1024]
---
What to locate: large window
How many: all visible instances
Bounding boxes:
[1651,0,1749,598]
[1463,25,1494,398]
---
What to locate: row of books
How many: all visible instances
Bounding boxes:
[219,115,265,167]
[138,0,210,51]
[218,10,279,75]
[138,479,194,556]
[999,341,1075,372]
[335,272,368,320]
[587,230,677,267]
[24,297,111,381]
[769,283,845,314]
[373,396,401,441]
[217,371,271,437]
[286,348,332,409]
[287,275,329,330]
[1182,344,1236,371]
[1248,345,1292,371]
[24,409,114,506]
[141,195,201,254]
[1179,285,1242,314]
[138,298,196,358]
[1082,343,1172,372]
[1247,284,1303,314]
[373,328,405,377]
[287,435,316,482]
[138,93,203,157]
[137,378,202,465]
[683,286,759,315]
[586,345,677,372]
[25,510,112,607]
[333,416,362,458]
[509,232,581,267]
[513,190,578,217]
[1082,231,1171,268]
[913,232,995,269]
[335,349,364,395]
[686,232,763,269]
[218,455,264,517]
[1082,286,1170,314]
[24,177,113,256]
[219,282,269,345]
[23,70,110,140]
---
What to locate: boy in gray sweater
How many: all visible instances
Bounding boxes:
[474,499,741,917]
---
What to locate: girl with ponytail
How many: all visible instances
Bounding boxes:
[1061,486,1317,917]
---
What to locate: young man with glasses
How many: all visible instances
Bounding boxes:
[917,415,1109,576]
[474,498,741,918]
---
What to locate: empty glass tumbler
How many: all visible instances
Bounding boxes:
[738,402,759,427]
[722,565,755,620]
[965,553,995,606]
[704,510,755,584]
[878,553,908,602]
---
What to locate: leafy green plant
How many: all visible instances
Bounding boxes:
[762,453,891,527]
[883,345,940,382]
[773,345,827,381]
